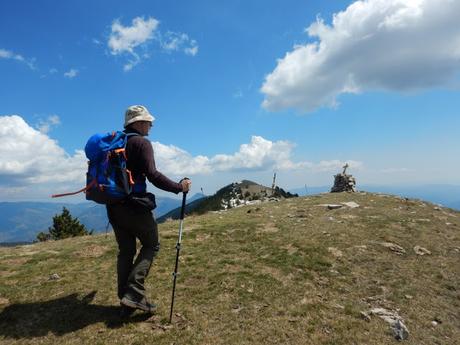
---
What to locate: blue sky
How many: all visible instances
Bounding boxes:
[1,0,459,201]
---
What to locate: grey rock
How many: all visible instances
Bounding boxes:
[381,242,406,255]
[413,246,431,256]
[392,319,409,341]
[342,201,360,208]
[49,273,60,280]
[369,308,409,341]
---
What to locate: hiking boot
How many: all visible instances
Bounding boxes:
[121,295,157,314]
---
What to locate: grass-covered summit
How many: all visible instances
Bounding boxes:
[0,192,459,344]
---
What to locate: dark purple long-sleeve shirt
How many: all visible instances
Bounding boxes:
[124,129,182,194]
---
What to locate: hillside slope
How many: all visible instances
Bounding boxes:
[0,192,459,344]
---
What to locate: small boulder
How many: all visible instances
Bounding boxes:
[49,273,60,281]
[381,242,406,255]
[342,201,360,208]
[413,246,431,256]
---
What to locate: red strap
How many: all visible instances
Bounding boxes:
[51,179,97,198]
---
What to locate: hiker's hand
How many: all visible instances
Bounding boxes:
[180,178,191,193]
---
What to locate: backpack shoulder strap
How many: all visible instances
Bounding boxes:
[124,132,142,147]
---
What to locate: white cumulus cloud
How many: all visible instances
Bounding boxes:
[108,16,159,71]
[64,69,79,78]
[210,136,296,172]
[109,16,159,55]
[0,48,36,70]
[161,31,199,56]
[107,16,198,70]
[261,0,460,113]
[0,115,86,190]
[153,142,212,175]
[153,135,362,177]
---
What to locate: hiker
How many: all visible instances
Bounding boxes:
[106,105,191,316]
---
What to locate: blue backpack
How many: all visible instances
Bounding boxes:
[52,131,141,204]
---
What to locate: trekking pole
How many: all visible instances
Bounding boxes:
[169,192,187,323]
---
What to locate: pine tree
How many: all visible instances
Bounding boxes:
[47,207,92,240]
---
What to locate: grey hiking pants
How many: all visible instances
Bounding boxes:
[106,203,160,300]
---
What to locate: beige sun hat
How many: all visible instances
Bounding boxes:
[124,105,155,128]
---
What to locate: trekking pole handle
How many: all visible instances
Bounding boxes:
[180,192,187,220]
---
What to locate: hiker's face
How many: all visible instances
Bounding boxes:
[134,121,152,136]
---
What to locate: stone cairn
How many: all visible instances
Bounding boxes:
[331,163,357,192]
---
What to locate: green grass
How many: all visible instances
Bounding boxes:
[0,192,459,344]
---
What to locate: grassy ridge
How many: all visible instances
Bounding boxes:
[0,192,459,344]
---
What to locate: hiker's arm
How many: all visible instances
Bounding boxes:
[141,141,183,193]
